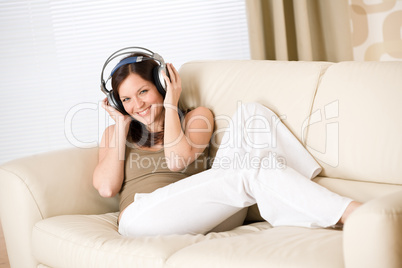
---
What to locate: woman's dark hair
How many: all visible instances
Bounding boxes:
[111,53,164,148]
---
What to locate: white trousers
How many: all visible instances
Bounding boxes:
[118,103,352,237]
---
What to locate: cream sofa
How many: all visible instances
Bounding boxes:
[1,60,402,268]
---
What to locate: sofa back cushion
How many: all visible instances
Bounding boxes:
[180,60,332,158]
[305,62,402,185]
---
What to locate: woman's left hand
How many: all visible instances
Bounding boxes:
[162,63,182,109]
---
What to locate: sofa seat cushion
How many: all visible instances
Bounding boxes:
[32,212,271,268]
[166,227,344,268]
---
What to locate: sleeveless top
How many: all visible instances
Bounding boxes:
[119,142,209,215]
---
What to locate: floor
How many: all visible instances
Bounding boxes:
[0,221,10,268]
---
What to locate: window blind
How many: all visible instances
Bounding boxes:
[0,0,250,164]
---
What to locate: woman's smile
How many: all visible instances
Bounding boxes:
[137,106,151,117]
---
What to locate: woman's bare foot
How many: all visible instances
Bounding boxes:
[339,201,362,225]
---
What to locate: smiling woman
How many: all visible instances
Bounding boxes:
[0,0,250,165]
[104,53,167,148]
[91,47,361,238]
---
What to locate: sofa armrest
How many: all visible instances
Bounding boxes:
[0,147,118,268]
[343,189,402,268]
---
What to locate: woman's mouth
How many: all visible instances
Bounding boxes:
[137,106,151,116]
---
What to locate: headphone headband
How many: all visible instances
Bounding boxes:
[100,47,166,94]
[110,56,146,76]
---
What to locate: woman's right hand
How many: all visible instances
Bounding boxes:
[101,97,132,133]
[101,97,126,118]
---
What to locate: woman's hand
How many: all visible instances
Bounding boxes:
[101,97,132,134]
[162,63,182,109]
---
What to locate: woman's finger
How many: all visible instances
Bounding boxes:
[167,63,180,85]
[101,97,108,108]
[102,98,115,112]
[170,64,181,83]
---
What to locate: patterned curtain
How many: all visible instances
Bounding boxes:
[349,0,402,61]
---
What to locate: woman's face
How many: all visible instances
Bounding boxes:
[118,73,164,129]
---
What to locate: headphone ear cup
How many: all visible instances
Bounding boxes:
[153,66,167,98]
[107,90,128,115]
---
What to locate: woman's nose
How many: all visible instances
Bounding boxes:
[131,98,144,112]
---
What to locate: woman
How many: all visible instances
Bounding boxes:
[93,52,361,237]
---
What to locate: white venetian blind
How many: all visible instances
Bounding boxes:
[0,0,250,164]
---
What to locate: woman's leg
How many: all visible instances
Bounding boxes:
[119,103,355,237]
[212,102,353,228]
[212,102,323,179]
[251,164,352,228]
[118,162,352,237]
[118,168,257,237]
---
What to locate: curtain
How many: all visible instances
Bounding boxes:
[246,0,402,62]
[350,0,402,61]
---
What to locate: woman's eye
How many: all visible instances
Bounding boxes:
[122,98,130,102]
[139,89,148,95]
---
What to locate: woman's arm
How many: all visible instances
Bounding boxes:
[162,63,214,171]
[92,99,131,197]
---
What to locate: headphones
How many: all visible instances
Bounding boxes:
[100,47,167,115]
